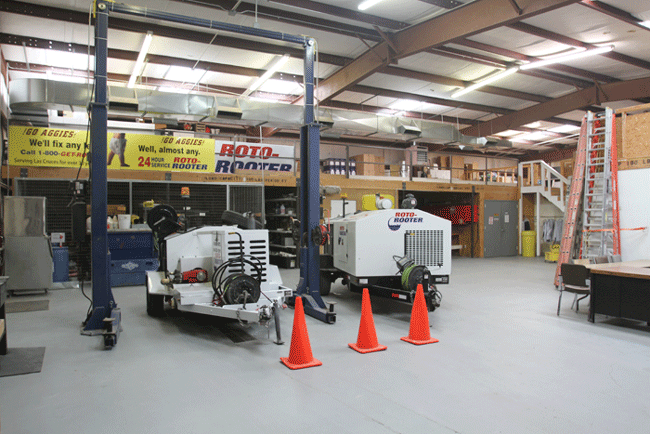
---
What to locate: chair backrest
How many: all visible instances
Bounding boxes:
[561,263,589,287]
[594,256,609,264]
[609,254,622,263]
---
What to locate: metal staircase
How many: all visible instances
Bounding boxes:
[554,108,620,285]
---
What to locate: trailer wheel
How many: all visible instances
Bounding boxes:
[320,272,332,296]
[146,289,165,317]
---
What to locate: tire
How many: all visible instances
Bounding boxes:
[221,210,262,229]
[320,272,332,296]
[146,288,165,317]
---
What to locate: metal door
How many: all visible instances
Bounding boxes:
[484,200,518,257]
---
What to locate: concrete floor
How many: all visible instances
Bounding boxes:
[1,256,649,434]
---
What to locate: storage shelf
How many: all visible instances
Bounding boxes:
[269,229,292,234]
[266,197,297,202]
[270,243,296,250]
[266,213,295,218]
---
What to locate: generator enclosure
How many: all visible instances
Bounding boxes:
[332,209,451,281]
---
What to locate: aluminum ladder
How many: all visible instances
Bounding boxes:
[553,108,620,286]
[580,108,620,262]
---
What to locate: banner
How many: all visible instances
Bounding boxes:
[214,141,294,173]
[9,126,215,173]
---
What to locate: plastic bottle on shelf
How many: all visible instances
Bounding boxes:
[280,204,286,214]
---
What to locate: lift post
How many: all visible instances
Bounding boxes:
[82,0,120,348]
[295,39,335,323]
[92,2,333,324]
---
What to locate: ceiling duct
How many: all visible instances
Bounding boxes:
[108,86,138,111]
[9,78,508,149]
[316,111,334,128]
[215,98,243,120]
[396,124,422,137]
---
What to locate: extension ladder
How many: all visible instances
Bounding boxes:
[580,108,620,261]
[553,108,620,286]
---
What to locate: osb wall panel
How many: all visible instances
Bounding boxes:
[622,111,650,160]
[522,193,536,229]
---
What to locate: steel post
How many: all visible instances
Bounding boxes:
[83,0,117,339]
[296,39,335,323]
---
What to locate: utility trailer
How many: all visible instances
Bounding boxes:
[321,208,451,311]
[146,226,293,343]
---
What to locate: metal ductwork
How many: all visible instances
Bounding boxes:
[9,78,507,148]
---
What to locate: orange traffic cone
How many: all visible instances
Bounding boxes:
[401,284,439,345]
[280,296,322,370]
[349,288,387,354]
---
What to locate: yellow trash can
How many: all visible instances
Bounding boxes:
[522,231,536,257]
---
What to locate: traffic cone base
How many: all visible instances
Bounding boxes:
[280,356,322,370]
[348,342,387,353]
[400,336,438,345]
[280,296,322,370]
[348,288,387,354]
[401,284,438,346]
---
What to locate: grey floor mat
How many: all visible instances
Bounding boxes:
[6,300,50,313]
[0,347,46,377]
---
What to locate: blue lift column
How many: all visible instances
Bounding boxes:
[295,39,336,324]
[82,0,121,348]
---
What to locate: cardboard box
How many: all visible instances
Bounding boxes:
[87,204,127,216]
[352,154,384,176]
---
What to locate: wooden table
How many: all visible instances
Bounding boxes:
[587,260,650,323]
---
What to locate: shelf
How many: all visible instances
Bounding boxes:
[270,243,296,250]
[266,213,295,218]
[266,197,297,203]
[270,252,297,258]
[269,229,292,234]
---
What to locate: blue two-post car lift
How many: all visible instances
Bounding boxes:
[84,1,334,347]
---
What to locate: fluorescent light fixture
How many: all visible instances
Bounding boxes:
[241,54,290,98]
[524,121,541,129]
[497,130,525,137]
[520,45,614,70]
[640,21,650,29]
[548,124,581,133]
[390,99,423,112]
[128,32,153,88]
[451,67,518,99]
[358,0,385,11]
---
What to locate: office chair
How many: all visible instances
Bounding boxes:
[558,263,591,316]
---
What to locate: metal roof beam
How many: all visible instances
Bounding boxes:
[314,0,580,102]
[170,0,383,41]
[579,0,650,33]
[461,75,650,136]
[456,38,616,84]
[266,0,407,30]
[507,22,650,71]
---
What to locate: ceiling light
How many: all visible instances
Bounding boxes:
[640,21,650,29]
[390,99,423,112]
[451,67,518,99]
[548,124,581,133]
[241,54,290,98]
[128,32,153,88]
[497,130,525,137]
[358,0,386,11]
[520,45,614,70]
[524,121,541,129]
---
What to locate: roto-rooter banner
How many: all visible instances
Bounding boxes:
[9,126,215,173]
[214,141,294,173]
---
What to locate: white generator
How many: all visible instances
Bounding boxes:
[327,208,451,311]
[146,226,293,343]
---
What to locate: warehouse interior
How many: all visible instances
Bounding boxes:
[1,1,650,433]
